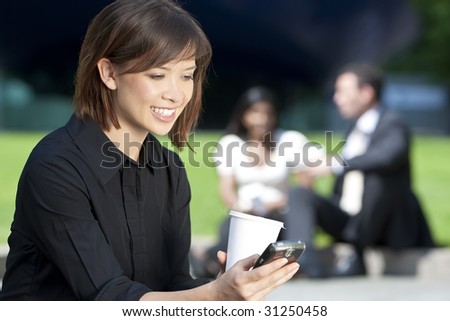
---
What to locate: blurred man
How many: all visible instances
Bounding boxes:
[287,63,434,277]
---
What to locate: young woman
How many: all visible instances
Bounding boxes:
[191,86,318,278]
[0,0,299,300]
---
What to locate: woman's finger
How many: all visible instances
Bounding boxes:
[249,262,300,300]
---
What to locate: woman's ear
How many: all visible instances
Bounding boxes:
[97,58,118,90]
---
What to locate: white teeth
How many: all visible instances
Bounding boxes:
[151,107,175,117]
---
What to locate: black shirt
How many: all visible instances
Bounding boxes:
[1,114,206,300]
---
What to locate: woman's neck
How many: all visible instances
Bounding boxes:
[246,130,266,142]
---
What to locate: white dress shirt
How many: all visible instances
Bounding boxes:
[335,106,381,214]
[333,106,381,174]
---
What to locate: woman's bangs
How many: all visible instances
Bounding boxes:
[125,15,206,72]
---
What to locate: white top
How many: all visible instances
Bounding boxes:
[214,130,322,211]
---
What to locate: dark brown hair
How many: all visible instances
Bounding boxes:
[226,86,279,149]
[338,63,383,102]
[73,0,211,148]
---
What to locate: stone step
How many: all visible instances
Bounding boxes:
[191,237,450,279]
[365,246,450,278]
[1,240,449,281]
[312,243,450,279]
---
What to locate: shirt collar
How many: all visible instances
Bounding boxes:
[65,114,159,184]
[355,105,381,135]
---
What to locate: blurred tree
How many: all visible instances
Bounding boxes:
[386,0,450,82]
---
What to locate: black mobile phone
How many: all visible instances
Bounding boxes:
[253,240,306,268]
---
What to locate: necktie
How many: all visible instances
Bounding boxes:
[339,128,366,215]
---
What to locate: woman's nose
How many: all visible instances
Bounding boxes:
[162,79,183,103]
[255,112,269,125]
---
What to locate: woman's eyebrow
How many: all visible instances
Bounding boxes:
[156,65,197,71]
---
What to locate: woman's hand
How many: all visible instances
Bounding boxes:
[216,250,227,277]
[263,197,288,213]
[140,251,297,301]
[304,155,333,178]
[210,252,299,301]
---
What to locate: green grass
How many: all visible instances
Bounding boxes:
[1,131,449,247]
[0,132,47,243]
[410,136,450,247]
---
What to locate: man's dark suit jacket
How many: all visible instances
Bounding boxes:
[333,110,434,249]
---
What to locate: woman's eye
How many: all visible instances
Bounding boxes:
[149,74,164,80]
[182,74,194,81]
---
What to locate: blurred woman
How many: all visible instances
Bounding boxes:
[191,86,319,278]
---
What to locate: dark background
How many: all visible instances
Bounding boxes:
[0,0,448,132]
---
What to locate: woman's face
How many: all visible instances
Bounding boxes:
[242,101,276,139]
[111,56,196,138]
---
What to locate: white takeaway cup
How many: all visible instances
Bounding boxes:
[225,210,284,271]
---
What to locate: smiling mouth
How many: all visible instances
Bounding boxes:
[150,107,176,117]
